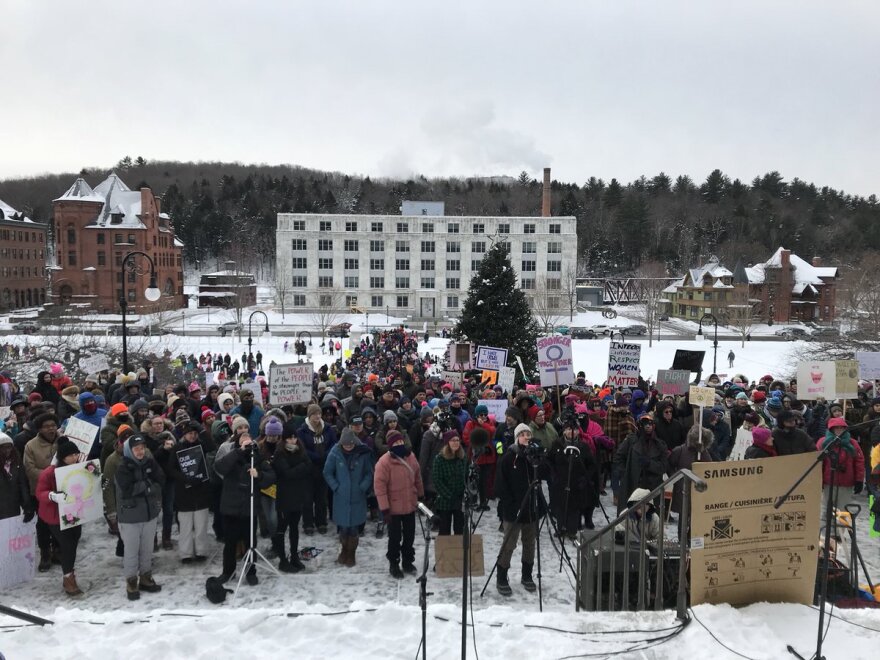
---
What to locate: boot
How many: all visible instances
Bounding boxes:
[279,556,295,573]
[521,563,537,593]
[115,538,125,558]
[162,530,173,550]
[375,521,385,539]
[389,560,404,579]
[289,554,306,573]
[402,559,417,575]
[139,572,162,593]
[126,576,140,601]
[245,565,258,586]
[347,536,359,567]
[337,536,348,565]
[38,548,52,572]
[496,566,512,597]
[271,533,285,561]
[63,572,83,597]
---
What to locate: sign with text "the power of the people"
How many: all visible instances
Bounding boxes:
[536,335,575,387]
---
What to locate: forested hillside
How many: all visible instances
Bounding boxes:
[2,158,878,278]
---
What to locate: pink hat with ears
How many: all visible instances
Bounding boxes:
[49,362,63,376]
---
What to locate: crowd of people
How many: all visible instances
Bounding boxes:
[1,335,879,601]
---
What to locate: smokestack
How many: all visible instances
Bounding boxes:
[542,167,551,217]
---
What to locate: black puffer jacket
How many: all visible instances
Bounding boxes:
[214,442,275,518]
[273,446,312,513]
[495,444,548,523]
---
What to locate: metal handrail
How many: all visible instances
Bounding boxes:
[575,468,707,621]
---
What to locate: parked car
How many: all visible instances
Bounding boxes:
[12,320,40,334]
[328,322,352,338]
[218,321,243,337]
[589,324,613,335]
[774,326,810,340]
[658,314,670,322]
[621,324,647,336]
[142,324,173,336]
[809,326,840,341]
[570,327,597,339]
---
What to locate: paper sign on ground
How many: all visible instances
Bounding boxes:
[689,385,716,408]
[434,533,485,578]
[690,454,820,606]
[536,335,575,387]
[796,361,836,400]
[497,366,516,394]
[0,516,36,589]
[268,363,313,405]
[606,342,641,388]
[177,445,209,482]
[835,360,859,400]
[55,459,104,530]
[475,346,508,372]
[63,417,100,454]
[657,370,690,396]
[856,352,880,381]
[671,350,705,372]
[477,399,508,420]
[79,354,111,374]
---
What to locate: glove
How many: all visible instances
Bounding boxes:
[854,482,864,495]
[48,491,67,504]
[22,510,35,523]
[381,509,391,521]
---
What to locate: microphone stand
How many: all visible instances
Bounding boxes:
[416,509,433,660]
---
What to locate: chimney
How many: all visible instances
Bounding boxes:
[541,167,551,217]
[812,256,822,267]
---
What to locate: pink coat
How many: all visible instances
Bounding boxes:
[374,451,424,515]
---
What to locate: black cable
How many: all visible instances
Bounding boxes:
[808,604,880,633]
[689,607,757,660]
[555,621,687,659]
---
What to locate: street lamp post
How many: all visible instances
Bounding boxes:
[386,305,389,324]
[120,251,161,374]
[697,312,719,375]
[247,311,270,369]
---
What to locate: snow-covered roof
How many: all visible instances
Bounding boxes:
[197,291,236,297]
[683,257,733,289]
[58,173,150,229]
[54,177,105,203]
[748,247,838,291]
[712,280,734,289]
[0,198,35,223]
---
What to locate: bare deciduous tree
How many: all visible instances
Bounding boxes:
[531,275,566,334]
[310,287,346,345]
[725,285,760,348]
[562,264,579,322]
[635,260,670,347]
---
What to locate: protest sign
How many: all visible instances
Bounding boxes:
[0,406,11,423]
[690,454,820,606]
[478,399,507,420]
[856,352,880,381]
[671,350,705,372]
[63,417,99,455]
[79,354,111,374]
[835,360,859,400]
[796,361,836,400]
[441,370,463,388]
[454,342,472,367]
[177,445,209,482]
[657,370,691,396]
[0,516,36,589]
[435,533,484,578]
[475,346,508,372]
[498,366,516,394]
[243,382,264,406]
[536,335,575,387]
[205,371,216,389]
[55,459,103,530]
[689,385,716,408]
[268,363,313,405]
[481,369,498,386]
[606,342,641,388]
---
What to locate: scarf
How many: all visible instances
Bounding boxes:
[821,430,856,456]
[390,444,410,458]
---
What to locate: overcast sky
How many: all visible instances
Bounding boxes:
[3,0,878,195]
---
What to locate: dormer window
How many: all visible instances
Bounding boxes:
[110,212,124,225]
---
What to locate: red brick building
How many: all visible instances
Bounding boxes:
[745,247,837,324]
[0,200,48,311]
[51,174,184,313]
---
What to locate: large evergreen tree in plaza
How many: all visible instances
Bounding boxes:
[454,242,540,376]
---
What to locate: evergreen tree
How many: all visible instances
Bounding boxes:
[455,242,539,376]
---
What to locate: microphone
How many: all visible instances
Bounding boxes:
[417,502,438,522]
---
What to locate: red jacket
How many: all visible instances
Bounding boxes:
[36,465,60,526]
[51,375,72,394]
[817,438,865,488]
[374,451,424,515]
[463,419,497,465]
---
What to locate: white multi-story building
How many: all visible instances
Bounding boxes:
[275,210,577,320]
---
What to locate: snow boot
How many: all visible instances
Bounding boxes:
[337,536,349,565]
[496,566,512,597]
[139,572,162,593]
[162,531,173,550]
[245,565,258,586]
[389,560,404,579]
[347,536,359,567]
[115,538,125,558]
[63,572,83,597]
[402,560,417,575]
[521,563,537,593]
[279,556,295,573]
[289,555,306,573]
[38,548,51,572]
[375,521,385,539]
[126,576,140,601]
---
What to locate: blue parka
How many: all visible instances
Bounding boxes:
[322,438,374,529]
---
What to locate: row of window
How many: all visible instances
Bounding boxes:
[0,247,44,260]
[292,238,563,254]
[0,229,44,243]
[289,256,560,273]
[285,273,557,292]
[58,251,182,270]
[287,293,460,310]
[0,287,46,310]
[1,267,45,278]
[289,220,564,235]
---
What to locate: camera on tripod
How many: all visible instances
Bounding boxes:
[523,441,545,464]
[435,410,452,431]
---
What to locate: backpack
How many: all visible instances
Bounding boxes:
[205,576,233,604]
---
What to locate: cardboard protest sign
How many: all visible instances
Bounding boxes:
[672,350,705,372]
[536,335,575,387]
[606,342,641,388]
[689,385,716,408]
[690,454,820,606]
[481,369,498,386]
[796,361,836,400]
[63,417,100,455]
[657,370,690,396]
[856,352,880,381]
[0,516,37,589]
[268,363,313,405]
[454,342,472,366]
[478,399,508,420]
[177,445,208,482]
[835,360,859,400]
[441,370,463,388]
[475,346,508,371]
[434,534,484,578]
[79,354,111,374]
[498,366,516,394]
[243,382,264,406]
[55,459,103,530]
[205,370,216,389]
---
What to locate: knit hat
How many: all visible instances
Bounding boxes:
[614,394,627,407]
[110,403,128,417]
[0,432,12,446]
[116,424,133,438]
[56,439,80,461]
[218,393,234,408]
[752,427,772,444]
[340,428,358,447]
[514,423,532,439]
[189,381,201,393]
[201,409,216,423]
[361,406,377,419]
[872,397,880,406]
[307,404,322,417]
[49,362,63,376]
[419,407,434,420]
[474,404,488,417]
[766,398,783,411]
[751,391,766,403]
[85,373,99,384]
[128,434,147,448]
[175,408,191,424]
[383,410,398,424]
[28,392,43,404]
[385,429,405,446]
[735,392,749,400]
[264,416,284,436]
[743,412,760,425]
[441,430,460,444]
[231,416,250,434]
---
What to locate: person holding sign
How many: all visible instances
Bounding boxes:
[36,439,85,597]
[817,418,865,520]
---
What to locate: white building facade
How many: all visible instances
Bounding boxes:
[275,213,578,320]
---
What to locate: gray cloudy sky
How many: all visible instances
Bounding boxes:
[3,0,878,194]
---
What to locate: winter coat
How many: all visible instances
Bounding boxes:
[654,414,686,451]
[35,465,62,526]
[296,418,338,469]
[495,444,547,523]
[817,433,865,488]
[115,452,165,524]
[744,444,775,460]
[771,427,816,456]
[230,403,264,438]
[529,420,559,451]
[31,372,60,406]
[56,396,79,424]
[546,437,599,516]
[417,426,444,495]
[396,405,419,433]
[71,393,107,460]
[103,450,123,518]
[374,449,424,516]
[214,443,275,518]
[164,437,215,511]
[668,427,714,513]
[463,418,497,465]
[273,446,312,513]
[100,413,134,468]
[323,441,374,528]
[23,434,57,495]
[604,408,637,445]
[614,431,669,507]
[431,446,467,512]
[0,459,32,520]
